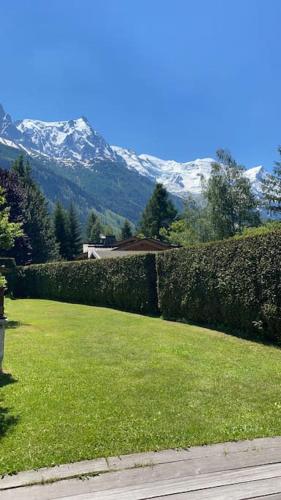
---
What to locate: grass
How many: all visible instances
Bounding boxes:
[1,299,281,475]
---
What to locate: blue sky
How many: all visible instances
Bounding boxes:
[1,0,281,169]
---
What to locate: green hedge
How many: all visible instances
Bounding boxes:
[0,258,17,293]
[13,232,281,343]
[157,231,281,343]
[15,254,158,314]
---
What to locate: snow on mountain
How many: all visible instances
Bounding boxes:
[113,146,267,199]
[15,117,118,165]
[0,103,268,200]
[0,104,22,141]
[244,165,266,197]
[0,136,20,149]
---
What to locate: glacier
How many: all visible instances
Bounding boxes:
[0,103,268,200]
[112,145,266,199]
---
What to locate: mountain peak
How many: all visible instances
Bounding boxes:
[11,115,118,164]
[0,104,22,140]
[0,104,269,200]
[0,104,6,118]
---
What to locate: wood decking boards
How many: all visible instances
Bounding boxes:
[1,437,281,499]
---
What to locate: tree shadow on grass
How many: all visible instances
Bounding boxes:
[166,317,281,349]
[0,373,19,438]
[6,320,22,330]
[0,372,17,388]
[0,406,19,438]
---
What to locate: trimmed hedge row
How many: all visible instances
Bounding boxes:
[156,231,281,342]
[15,254,158,314]
[13,231,281,342]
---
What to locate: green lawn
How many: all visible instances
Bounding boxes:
[1,299,281,474]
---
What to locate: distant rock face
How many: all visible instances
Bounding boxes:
[0,104,22,141]
[0,103,269,200]
[14,117,119,164]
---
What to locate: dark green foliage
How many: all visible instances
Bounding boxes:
[121,219,133,240]
[11,156,59,263]
[86,211,102,243]
[140,183,177,239]
[204,150,260,239]
[86,211,97,240]
[67,203,82,259]
[12,154,32,181]
[0,257,16,293]
[157,230,281,343]
[24,186,59,263]
[53,202,69,260]
[262,146,281,213]
[13,227,281,344]
[161,196,214,245]
[234,220,281,239]
[0,168,31,264]
[15,254,158,314]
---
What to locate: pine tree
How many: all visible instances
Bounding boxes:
[262,146,281,213]
[68,203,82,259]
[121,219,133,240]
[0,168,32,264]
[12,154,32,181]
[12,156,59,263]
[53,202,69,260]
[86,211,97,241]
[86,211,102,243]
[204,149,260,240]
[140,183,177,239]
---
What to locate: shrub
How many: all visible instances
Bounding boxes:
[157,231,281,342]
[0,257,16,293]
[15,254,158,314]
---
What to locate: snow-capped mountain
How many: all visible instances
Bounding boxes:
[15,117,118,164]
[0,103,268,201]
[0,104,22,141]
[0,104,118,165]
[112,146,267,199]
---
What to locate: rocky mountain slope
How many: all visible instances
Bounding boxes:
[0,103,268,228]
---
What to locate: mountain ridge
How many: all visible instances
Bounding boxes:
[0,103,269,228]
[112,145,266,199]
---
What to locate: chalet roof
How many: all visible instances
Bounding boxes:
[84,237,179,260]
[114,237,175,251]
[90,248,158,260]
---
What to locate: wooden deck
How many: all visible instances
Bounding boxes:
[1,437,281,499]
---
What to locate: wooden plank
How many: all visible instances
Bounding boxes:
[55,463,281,500]
[52,448,281,493]
[68,447,281,495]
[0,458,109,491]
[107,437,281,471]
[2,459,281,499]
[151,477,281,499]
[2,437,281,498]
[2,437,281,491]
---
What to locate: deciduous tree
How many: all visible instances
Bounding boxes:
[204,150,260,239]
[262,146,281,213]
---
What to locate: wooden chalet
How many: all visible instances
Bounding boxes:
[83,236,178,259]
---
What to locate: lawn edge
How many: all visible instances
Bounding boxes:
[1,436,281,491]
